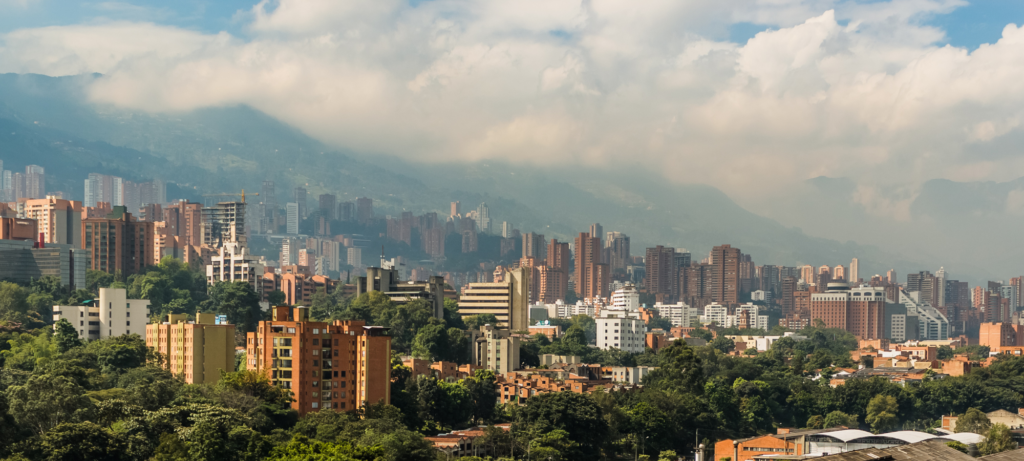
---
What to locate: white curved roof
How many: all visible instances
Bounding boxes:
[940,432,985,444]
[817,429,875,442]
[874,431,937,443]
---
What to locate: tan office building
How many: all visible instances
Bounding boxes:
[458,267,529,331]
[146,313,236,384]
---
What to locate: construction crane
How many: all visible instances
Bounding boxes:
[201,189,259,204]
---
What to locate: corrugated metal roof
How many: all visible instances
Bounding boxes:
[979,449,1024,460]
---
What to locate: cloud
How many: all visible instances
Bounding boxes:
[2,0,1024,205]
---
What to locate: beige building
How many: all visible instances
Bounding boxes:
[146,313,236,384]
[458,267,529,331]
[468,324,521,375]
[53,287,149,340]
[21,197,82,247]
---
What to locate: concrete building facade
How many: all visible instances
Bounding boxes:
[53,287,150,340]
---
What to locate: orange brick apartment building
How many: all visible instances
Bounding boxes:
[246,306,391,416]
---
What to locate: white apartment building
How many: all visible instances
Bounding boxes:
[53,287,149,340]
[206,242,265,290]
[900,289,949,341]
[734,303,770,331]
[347,247,362,267]
[653,302,697,327]
[610,283,640,311]
[751,290,772,304]
[702,303,730,326]
[286,202,299,235]
[557,300,596,319]
[597,310,646,353]
[606,366,656,384]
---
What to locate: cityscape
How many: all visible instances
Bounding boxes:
[2,1,1024,461]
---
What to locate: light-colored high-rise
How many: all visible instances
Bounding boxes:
[849,258,859,284]
[458,266,529,331]
[286,202,299,234]
[22,197,82,247]
[596,310,645,353]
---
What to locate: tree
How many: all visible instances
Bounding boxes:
[309,287,337,320]
[5,373,95,434]
[465,314,499,331]
[955,407,991,434]
[465,369,498,424]
[823,411,858,429]
[0,281,30,323]
[206,282,264,333]
[806,415,824,429]
[267,435,382,461]
[39,421,126,461]
[708,336,734,353]
[689,328,713,341]
[979,423,1016,455]
[518,392,608,460]
[443,298,467,330]
[865,395,899,433]
[54,318,82,353]
[647,341,705,394]
[267,290,287,306]
[937,345,954,360]
[945,441,968,454]
[411,323,450,361]
[648,317,673,331]
[417,377,472,429]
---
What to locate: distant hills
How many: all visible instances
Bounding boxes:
[1,72,1013,284]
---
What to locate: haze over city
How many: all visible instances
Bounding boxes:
[2,1,1024,461]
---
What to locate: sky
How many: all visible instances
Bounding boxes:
[2,0,1024,216]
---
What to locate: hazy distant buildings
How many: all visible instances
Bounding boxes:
[575,231,608,300]
[711,244,741,306]
[645,246,677,302]
[523,232,546,260]
[347,247,362,267]
[356,197,373,223]
[458,267,529,330]
[286,202,300,235]
[810,283,886,339]
[605,232,630,272]
[474,202,491,234]
[293,187,307,219]
[319,194,336,220]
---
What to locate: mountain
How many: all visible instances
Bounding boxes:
[0,72,962,281]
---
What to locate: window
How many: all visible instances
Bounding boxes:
[313,338,319,346]
[312,402,319,409]
[287,328,296,333]
[313,349,319,356]
[126,312,130,317]
[313,328,320,334]
[126,321,130,326]
[80,312,83,317]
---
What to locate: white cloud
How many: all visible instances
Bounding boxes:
[2,0,1024,205]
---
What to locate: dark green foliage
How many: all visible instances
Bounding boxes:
[53,319,81,353]
[204,281,263,333]
[517,392,608,460]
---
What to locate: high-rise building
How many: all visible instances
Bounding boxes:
[475,202,491,234]
[347,247,362,267]
[294,187,307,219]
[146,313,236,384]
[286,202,300,235]
[260,180,277,234]
[21,197,82,247]
[832,265,846,282]
[645,246,676,301]
[906,271,938,306]
[24,165,44,199]
[800,265,814,284]
[356,197,373,223]
[52,288,149,340]
[606,232,630,272]
[522,232,546,260]
[202,201,246,248]
[450,201,460,218]
[338,202,354,221]
[84,173,124,207]
[458,267,529,331]
[319,194,336,220]
[780,276,797,318]
[82,209,155,275]
[711,244,741,306]
[849,258,859,284]
[246,306,392,416]
[886,269,897,284]
[574,232,607,300]
[162,200,203,247]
